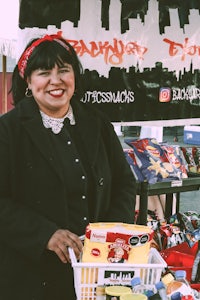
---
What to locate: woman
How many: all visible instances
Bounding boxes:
[0,33,136,300]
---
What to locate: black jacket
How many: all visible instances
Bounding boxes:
[0,97,136,300]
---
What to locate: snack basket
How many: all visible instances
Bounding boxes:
[69,247,167,300]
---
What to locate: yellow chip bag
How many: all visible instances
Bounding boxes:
[81,222,153,264]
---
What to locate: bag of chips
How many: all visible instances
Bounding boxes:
[82,222,154,264]
[161,144,188,178]
[124,149,145,182]
[181,147,197,173]
[125,138,180,184]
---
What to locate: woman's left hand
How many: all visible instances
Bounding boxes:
[46,229,83,263]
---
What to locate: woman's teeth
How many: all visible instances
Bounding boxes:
[50,89,63,96]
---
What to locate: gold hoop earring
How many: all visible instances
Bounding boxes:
[25,87,32,97]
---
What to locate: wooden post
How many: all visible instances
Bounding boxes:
[2,55,7,114]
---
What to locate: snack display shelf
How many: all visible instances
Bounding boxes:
[136,176,200,225]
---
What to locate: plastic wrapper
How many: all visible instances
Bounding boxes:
[191,242,200,283]
[159,212,200,249]
[181,147,197,173]
[160,242,198,282]
[158,211,200,283]
[161,144,188,178]
[165,225,185,249]
[124,148,145,182]
[125,138,180,184]
[179,211,200,248]
[147,210,159,231]
[181,211,200,232]
[81,222,154,264]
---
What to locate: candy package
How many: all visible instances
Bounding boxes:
[125,138,180,184]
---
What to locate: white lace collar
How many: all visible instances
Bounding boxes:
[40,105,75,134]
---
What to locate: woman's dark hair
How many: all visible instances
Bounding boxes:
[11,37,84,105]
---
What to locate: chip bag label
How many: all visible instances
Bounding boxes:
[82,222,154,264]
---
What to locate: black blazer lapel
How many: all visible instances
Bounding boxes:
[18,98,64,181]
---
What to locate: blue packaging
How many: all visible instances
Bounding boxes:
[184,126,200,145]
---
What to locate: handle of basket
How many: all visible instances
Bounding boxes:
[68,247,77,264]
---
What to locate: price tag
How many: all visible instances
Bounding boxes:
[171,180,183,187]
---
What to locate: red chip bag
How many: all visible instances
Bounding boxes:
[161,145,188,178]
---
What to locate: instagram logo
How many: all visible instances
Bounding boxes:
[159,87,171,102]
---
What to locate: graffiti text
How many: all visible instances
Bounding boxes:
[67,39,148,65]
[163,37,200,61]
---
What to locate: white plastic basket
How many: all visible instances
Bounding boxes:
[69,247,167,300]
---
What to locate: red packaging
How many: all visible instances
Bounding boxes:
[190,284,200,292]
[160,242,198,281]
[160,250,195,268]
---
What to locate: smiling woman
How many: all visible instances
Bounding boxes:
[27,63,75,118]
[0,33,136,300]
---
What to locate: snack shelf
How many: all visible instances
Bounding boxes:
[136,176,200,225]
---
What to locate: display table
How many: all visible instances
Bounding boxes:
[136,177,200,225]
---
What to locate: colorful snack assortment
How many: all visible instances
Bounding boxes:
[147,210,200,284]
[125,138,184,184]
[145,211,200,252]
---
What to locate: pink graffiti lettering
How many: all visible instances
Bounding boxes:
[163,37,200,61]
[67,39,147,65]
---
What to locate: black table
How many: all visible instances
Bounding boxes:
[136,176,200,225]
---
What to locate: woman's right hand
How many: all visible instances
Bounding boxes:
[46,229,83,263]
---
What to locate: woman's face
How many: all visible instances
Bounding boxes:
[27,63,75,117]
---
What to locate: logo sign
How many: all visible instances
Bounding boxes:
[159,87,171,102]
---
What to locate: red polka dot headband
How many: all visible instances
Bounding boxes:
[18,32,70,78]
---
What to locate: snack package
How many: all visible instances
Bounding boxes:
[181,147,197,173]
[181,211,200,232]
[158,211,200,250]
[161,145,188,178]
[124,149,145,182]
[81,222,154,264]
[158,214,185,250]
[125,138,180,184]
